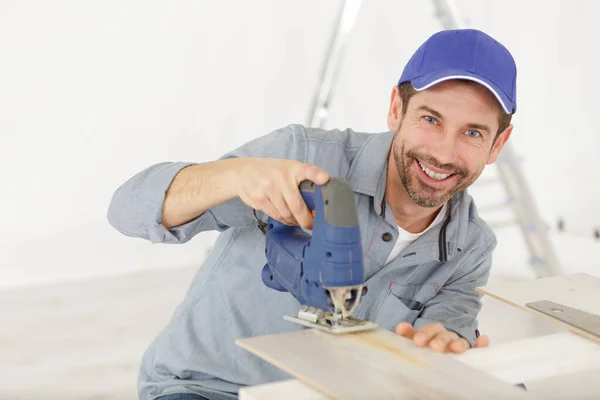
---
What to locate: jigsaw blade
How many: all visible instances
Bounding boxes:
[325,285,362,320]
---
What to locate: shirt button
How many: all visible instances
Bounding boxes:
[361,286,368,296]
[382,232,393,242]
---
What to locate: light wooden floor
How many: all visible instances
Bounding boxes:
[0,266,198,400]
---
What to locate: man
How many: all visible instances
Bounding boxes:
[108,28,516,400]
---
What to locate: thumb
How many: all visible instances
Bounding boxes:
[395,322,416,339]
[474,334,490,348]
[296,163,329,186]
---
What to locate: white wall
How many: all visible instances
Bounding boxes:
[2,0,599,288]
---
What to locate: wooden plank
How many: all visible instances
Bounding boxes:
[455,332,600,384]
[477,273,600,343]
[240,332,600,399]
[524,366,600,399]
[236,328,535,399]
[240,379,329,400]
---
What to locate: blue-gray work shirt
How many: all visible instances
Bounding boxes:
[107,124,497,400]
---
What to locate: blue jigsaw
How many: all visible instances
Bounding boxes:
[261,178,378,333]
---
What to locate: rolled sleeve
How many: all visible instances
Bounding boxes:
[108,162,197,243]
[414,237,496,346]
[108,124,309,244]
[145,210,226,244]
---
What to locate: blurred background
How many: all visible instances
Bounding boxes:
[1,0,599,399]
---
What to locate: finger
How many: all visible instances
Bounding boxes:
[413,323,447,347]
[395,322,416,339]
[295,163,329,186]
[474,334,490,348]
[448,334,490,353]
[429,331,459,353]
[448,338,470,353]
[257,198,289,226]
[283,189,313,229]
[270,192,298,226]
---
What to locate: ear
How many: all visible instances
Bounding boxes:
[387,85,403,132]
[486,124,513,164]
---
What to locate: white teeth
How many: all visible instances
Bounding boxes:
[418,161,451,181]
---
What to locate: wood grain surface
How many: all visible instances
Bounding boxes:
[477,273,600,343]
[237,327,535,399]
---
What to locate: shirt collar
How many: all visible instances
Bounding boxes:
[346,130,395,216]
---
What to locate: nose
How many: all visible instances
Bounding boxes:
[428,129,459,165]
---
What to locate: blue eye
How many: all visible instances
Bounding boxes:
[424,116,437,124]
[465,130,481,138]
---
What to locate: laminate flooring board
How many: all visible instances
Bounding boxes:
[239,379,329,400]
[477,273,600,342]
[522,366,600,399]
[236,328,536,400]
[455,332,600,384]
[239,333,600,399]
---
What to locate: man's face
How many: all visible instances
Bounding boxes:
[388,80,512,208]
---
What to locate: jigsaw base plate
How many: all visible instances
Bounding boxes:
[284,314,378,334]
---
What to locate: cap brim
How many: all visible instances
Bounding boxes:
[410,69,515,114]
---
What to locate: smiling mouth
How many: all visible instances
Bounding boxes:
[417,160,455,181]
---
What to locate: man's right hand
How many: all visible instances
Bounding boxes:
[233,158,329,230]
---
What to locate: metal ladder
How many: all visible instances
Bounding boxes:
[306,0,562,278]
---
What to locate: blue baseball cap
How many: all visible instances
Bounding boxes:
[398,29,517,114]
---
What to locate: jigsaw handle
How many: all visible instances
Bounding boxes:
[263,180,321,242]
[261,178,364,311]
[261,180,321,292]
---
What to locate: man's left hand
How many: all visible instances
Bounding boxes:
[395,322,489,353]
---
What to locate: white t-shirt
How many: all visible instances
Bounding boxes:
[384,202,448,265]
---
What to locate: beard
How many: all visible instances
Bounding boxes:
[393,141,481,208]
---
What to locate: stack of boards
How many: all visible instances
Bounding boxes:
[237,273,600,399]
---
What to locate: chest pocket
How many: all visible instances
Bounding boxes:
[374,283,438,331]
